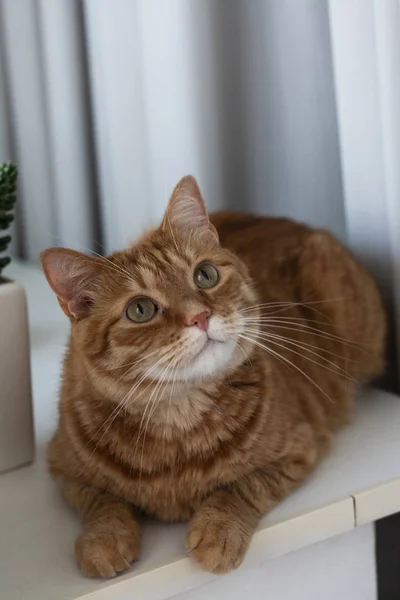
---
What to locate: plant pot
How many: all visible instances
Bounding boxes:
[0,279,34,472]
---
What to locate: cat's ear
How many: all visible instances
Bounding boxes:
[40,248,102,319]
[162,175,218,242]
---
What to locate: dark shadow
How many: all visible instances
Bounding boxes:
[208,1,250,211]
[189,1,250,211]
[376,513,400,600]
[76,0,104,252]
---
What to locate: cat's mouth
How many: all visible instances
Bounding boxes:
[171,335,237,382]
[150,317,240,383]
[196,338,224,358]
[151,335,236,383]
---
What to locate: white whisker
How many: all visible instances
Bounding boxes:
[80,347,176,468]
[136,360,176,487]
[242,318,359,346]
[246,326,357,362]
[89,248,137,284]
[237,333,334,404]
[238,298,345,322]
[243,329,355,381]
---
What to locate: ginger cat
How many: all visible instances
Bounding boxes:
[41,176,386,578]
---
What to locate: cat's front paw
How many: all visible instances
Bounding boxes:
[186,507,251,574]
[75,522,140,578]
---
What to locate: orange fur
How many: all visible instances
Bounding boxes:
[41,176,386,578]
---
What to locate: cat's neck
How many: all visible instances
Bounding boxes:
[87,369,225,433]
[69,341,264,436]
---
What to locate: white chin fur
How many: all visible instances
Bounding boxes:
[152,314,240,383]
[173,339,237,382]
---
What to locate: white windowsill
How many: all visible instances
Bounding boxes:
[1,262,399,600]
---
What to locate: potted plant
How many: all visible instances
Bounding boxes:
[0,163,34,472]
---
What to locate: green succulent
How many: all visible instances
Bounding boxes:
[0,163,18,276]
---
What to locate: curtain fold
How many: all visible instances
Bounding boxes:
[37,0,99,252]
[0,0,55,258]
[0,0,347,257]
[328,0,400,384]
[1,0,398,378]
[1,0,399,376]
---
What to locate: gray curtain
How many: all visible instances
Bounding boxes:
[0,0,344,259]
[0,0,399,383]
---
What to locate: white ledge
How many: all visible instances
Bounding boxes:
[1,262,399,600]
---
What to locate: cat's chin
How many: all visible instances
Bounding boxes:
[156,339,237,383]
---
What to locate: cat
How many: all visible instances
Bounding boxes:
[41,175,386,578]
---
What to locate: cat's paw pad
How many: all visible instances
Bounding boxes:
[75,525,140,578]
[186,508,251,574]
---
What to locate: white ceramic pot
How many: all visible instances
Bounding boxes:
[0,279,34,473]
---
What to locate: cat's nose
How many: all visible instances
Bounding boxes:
[187,311,210,331]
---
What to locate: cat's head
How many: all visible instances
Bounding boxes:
[41,176,258,387]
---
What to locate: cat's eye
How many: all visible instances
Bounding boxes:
[194,262,220,289]
[126,297,158,323]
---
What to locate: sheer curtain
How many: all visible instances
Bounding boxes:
[0,0,399,374]
[0,0,343,253]
[328,0,400,382]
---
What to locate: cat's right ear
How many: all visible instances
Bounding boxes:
[162,175,218,243]
[40,248,102,319]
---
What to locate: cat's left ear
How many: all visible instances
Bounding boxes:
[162,175,219,242]
[40,248,102,319]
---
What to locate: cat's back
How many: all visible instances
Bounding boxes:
[210,211,312,288]
[211,210,386,385]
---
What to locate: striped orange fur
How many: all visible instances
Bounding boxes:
[41,176,386,578]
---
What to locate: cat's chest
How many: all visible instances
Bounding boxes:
[98,415,255,520]
[116,444,251,520]
[86,381,266,519]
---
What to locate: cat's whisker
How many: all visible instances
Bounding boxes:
[90,352,176,468]
[243,329,356,381]
[243,326,358,363]
[88,248,137,285]
[81,366,154,460]
[133,353,179,446]
[241,320,354,347]
[239,300,342,322]
[245,315,340,328]
[237,297,345,315]
[260,304,333,320]
[245,316,339,332]
[85,345,164,379]
[235,339,252,366]
[122,346,175,377]
[142,359,178,442]
[66,240,136,284]
[137,360,172,442]
[81,348,176,462]
[164,360,179,441]
[237,333,334,404]
[241,318,360,347]
[136,360,177,487]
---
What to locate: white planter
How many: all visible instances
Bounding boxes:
[0,280,34,472]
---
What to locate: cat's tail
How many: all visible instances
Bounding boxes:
[298,230,387,383]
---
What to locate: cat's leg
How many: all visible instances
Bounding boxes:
[186,426,317,574]
[57,476,141,578]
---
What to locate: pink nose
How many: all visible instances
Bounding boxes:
[187,311,209,331]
